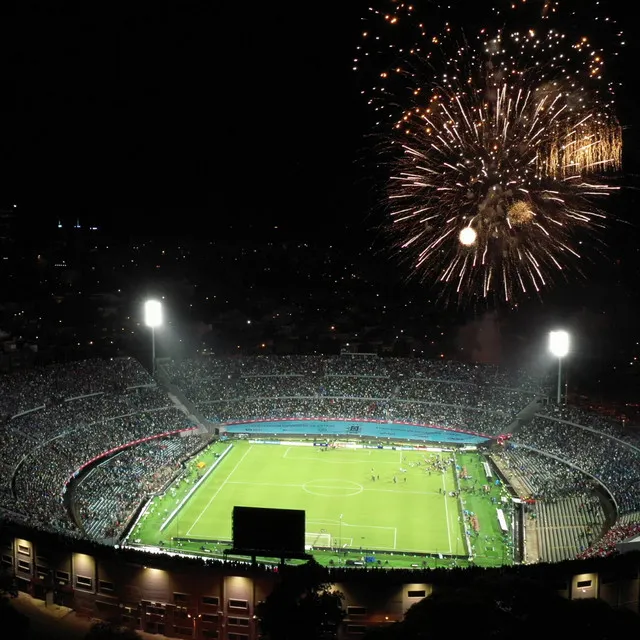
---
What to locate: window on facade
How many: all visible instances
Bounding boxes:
[202,631,219,639]
[347,606,367,615]
[348,624,367,634]
[36,566,49,580]
[1,554,12,567]
[75,575,93,590]
[17,559,31,573]
[17,545,30,557]
[173,592,190,604]
[577,580,593,588]
[202,595,219,606]
[202,613,219,623]
[173,627,192,636]
[228,599,248,609]
[56,570,70,584]
[407,590,426,598]
[228,617,250,626]
[99,580,114,593]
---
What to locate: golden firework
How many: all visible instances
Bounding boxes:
[357,0,624,302]
[508,201,535,226]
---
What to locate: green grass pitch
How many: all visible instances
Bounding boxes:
[132,440,512,568]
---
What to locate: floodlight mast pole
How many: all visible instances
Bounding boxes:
[145,300,162,378]
[151,325,156,377]
[549,330,569,406]
[556,357,562,405]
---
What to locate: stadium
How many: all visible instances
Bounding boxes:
[2,354,640,635]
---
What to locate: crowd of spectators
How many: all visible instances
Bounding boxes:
[577,521,640,559]
[166,355,542,436]
[13,407,193,536]
[509,404,640,558]
[492,447,596,502]
[0,357,198,538]
[0,358,151,418]
[168,354,544,389]
[512,414,640,513]
[537,403,637,444]
[74,431,210,541]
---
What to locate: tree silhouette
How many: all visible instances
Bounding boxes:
[364,574,640,640]
[84,621,141,640]
[256,561,345,640]
[0,569,29,639]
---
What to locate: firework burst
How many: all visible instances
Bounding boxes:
[356,1,624,302]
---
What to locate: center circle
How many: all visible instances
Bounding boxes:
[303,479,363,497]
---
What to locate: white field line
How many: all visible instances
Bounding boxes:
[227,481,302,489]
[299,518,396,532]
[307,518,396,548]
[442,470,452,554]
[225,480,440,497]
[282,448,393,464]
[364,487,441,496]
[159,443,233,533]
[186,445,253,536]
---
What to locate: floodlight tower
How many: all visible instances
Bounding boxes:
[144,300,162,376]
[548,330,570,405]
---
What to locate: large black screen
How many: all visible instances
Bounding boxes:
[232,506,305,555]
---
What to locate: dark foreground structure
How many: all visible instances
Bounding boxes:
[2,520,640,640]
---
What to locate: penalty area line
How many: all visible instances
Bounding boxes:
[442,470,452,554]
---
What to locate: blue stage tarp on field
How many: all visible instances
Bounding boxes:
[220,419,489,444]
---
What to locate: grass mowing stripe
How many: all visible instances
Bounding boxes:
[186,445,253,536]
[159,443,233,532]
[133,441,513,567]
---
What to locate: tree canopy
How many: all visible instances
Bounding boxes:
[256,561,345,640]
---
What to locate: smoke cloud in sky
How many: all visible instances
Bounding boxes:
[457,312,502,365]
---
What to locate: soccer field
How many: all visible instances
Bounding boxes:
[139,441,468,556]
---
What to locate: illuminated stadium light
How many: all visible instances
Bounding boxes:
[549,330,570,404]
[144,300,162,328]
[144,300,163,375]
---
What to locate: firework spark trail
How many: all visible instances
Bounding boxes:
[355,0,624,303]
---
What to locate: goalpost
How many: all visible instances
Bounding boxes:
[304,532,332,548]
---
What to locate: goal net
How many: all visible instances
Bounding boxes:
[305,532,332,549]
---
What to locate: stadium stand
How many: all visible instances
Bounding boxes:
[511,413,640,513]
[0,358,203,538]
[164,355,541,436]
[73,432,208,542]
[2,353,640,564]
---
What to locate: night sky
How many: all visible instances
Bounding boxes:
[2,1,640,398]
